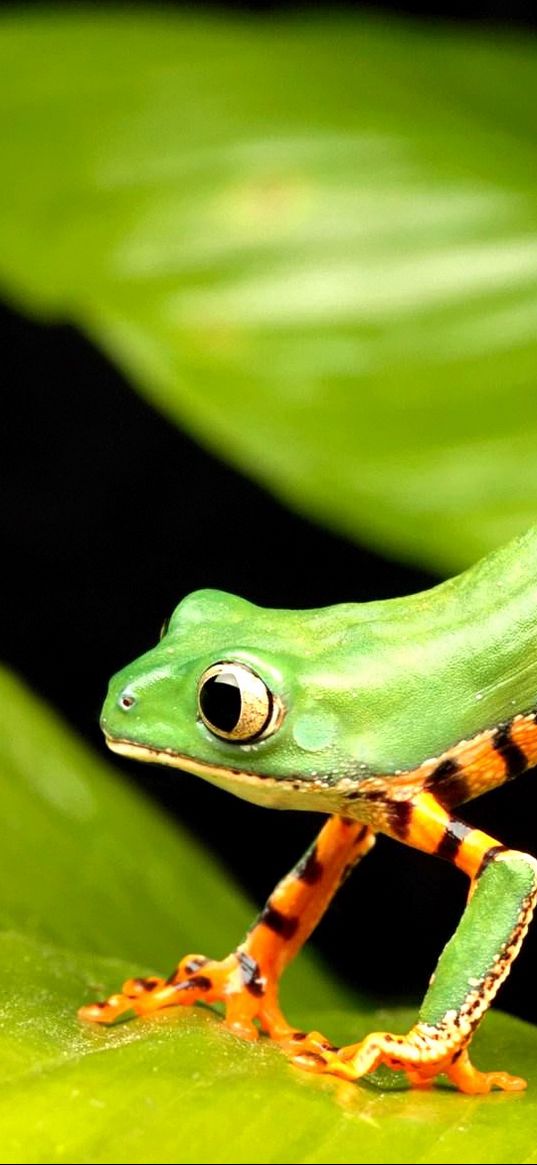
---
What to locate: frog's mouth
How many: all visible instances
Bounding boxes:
[105,735,338,812]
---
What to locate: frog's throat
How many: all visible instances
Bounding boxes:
[105,735,342,812]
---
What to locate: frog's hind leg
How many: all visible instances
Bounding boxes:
[79,815,375,1043]
[295,793,537,1093]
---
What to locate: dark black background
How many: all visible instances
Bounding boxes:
[3,1,537,1025]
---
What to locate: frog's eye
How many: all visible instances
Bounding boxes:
[197,662,281,743]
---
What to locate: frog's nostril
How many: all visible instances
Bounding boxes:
[118,693,137,711]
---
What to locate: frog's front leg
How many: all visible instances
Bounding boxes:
[296,793,537,1093]
[79,815,375,1043]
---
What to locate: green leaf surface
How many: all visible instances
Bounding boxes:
[2,10,537,570]
[2,931,537,1165]
[1,667,537,1162]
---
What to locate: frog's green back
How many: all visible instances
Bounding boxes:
[102,524,537,782]
[298,521,537,771]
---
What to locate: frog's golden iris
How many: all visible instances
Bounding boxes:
[197,661,279,743]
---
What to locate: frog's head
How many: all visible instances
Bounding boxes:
[100,589,351,810]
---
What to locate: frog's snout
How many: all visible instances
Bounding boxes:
[99,686,138,738]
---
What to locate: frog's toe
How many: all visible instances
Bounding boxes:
[121,974,163,998]
[173,953,211,980]
[78,962,218,1025]
[78,990,142,1024]
[293,1028,406,1081]
[292,1042,363,1081]
[282,1029,338,1058]
[446,1048,526,1094]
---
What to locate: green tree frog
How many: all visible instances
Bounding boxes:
[79,525,537,1093]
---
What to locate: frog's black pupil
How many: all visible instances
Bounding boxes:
[200,673,242,733]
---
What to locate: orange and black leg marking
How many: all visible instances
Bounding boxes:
[354,708,537,813]
[79,815,375,1048]
[295,792,537,1093]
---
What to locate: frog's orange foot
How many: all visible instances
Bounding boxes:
[78,952,246,1027]
[280,1029,340,1059]
[79,948,301,1043]
[292,1030,391,1083]
[292,1031,527,1094]
[444,1048,526,1094]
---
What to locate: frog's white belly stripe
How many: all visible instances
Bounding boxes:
[106,736,340,812]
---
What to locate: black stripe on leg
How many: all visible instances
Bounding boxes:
[435,819,473,863]
[386,800,413,840]
[426,757,461,786]
[492,723,528,780]
[425,758,471,808]
[295,844,324,885]
[261,904,299,940]
[236,951,265,997]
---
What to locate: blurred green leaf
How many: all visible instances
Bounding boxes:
[1,668,537,1163]
[1,11,537,570]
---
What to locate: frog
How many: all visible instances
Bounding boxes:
[79,523,537,1093]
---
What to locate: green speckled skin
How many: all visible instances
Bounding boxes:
[419,856,536,1026]
[101,525,537,782]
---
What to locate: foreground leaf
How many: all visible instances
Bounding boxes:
[2,11,537,569]
[2,931,537,1165]
[1,668,537,1162]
